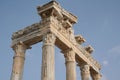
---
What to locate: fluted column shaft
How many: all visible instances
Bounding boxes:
[10,42,27,80]
[80,64,90,80]
[91,73,101,80]
[41,33,56,80]
[63,49,76,80]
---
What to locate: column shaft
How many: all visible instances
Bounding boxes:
[41,33,56,80]
[10,42,27,80]
[63,49,76,80]
[80,64,90,80]
[91,73,101,80]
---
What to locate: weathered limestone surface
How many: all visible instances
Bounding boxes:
[91,73,102,80]
[62,49,76,80]
[10,1,101,80]
[41,33,56,80]
[10,42,27,80]
[80,64,90,80]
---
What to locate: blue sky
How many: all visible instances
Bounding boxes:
[0,0,120,80]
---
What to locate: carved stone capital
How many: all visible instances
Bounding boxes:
[43,33,56,46]
[79,64,90,80]
[62,49,75,62]
[12,41,28,56]
[80,64,90,74]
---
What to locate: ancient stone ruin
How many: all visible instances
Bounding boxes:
[10,1,101,80]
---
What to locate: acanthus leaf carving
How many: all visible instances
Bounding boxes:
[43,33,56,45]
[80,64,90,74]
[63,49,75,62]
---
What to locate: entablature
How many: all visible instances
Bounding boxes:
[11,22,52,47]
[12,23,40,40]
[37,1,77,25]
[50,24,101,71]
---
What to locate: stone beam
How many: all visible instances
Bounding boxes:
[11,17,54,47]
[50,25,101,73]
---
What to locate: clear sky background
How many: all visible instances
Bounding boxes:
[0,0,120,80]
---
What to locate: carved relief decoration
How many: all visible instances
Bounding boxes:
[80,64,90,74]
[63,49,75,62]
[43,33,56,45]
[10,1,102,79]
[12,41,27,55]
[12,23,41,40]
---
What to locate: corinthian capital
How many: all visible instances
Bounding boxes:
[62,49,75,62]
[43,33,56,45]
[80,64,90,74]
[12,41,27,55]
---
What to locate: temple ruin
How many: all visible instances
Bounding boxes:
[10,1,101,80]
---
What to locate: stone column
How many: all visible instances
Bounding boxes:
[10,41,27,80]
[41,33,56,80]
[91,73,101,80]
[80,64,90,80]
[63,49,76,80]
